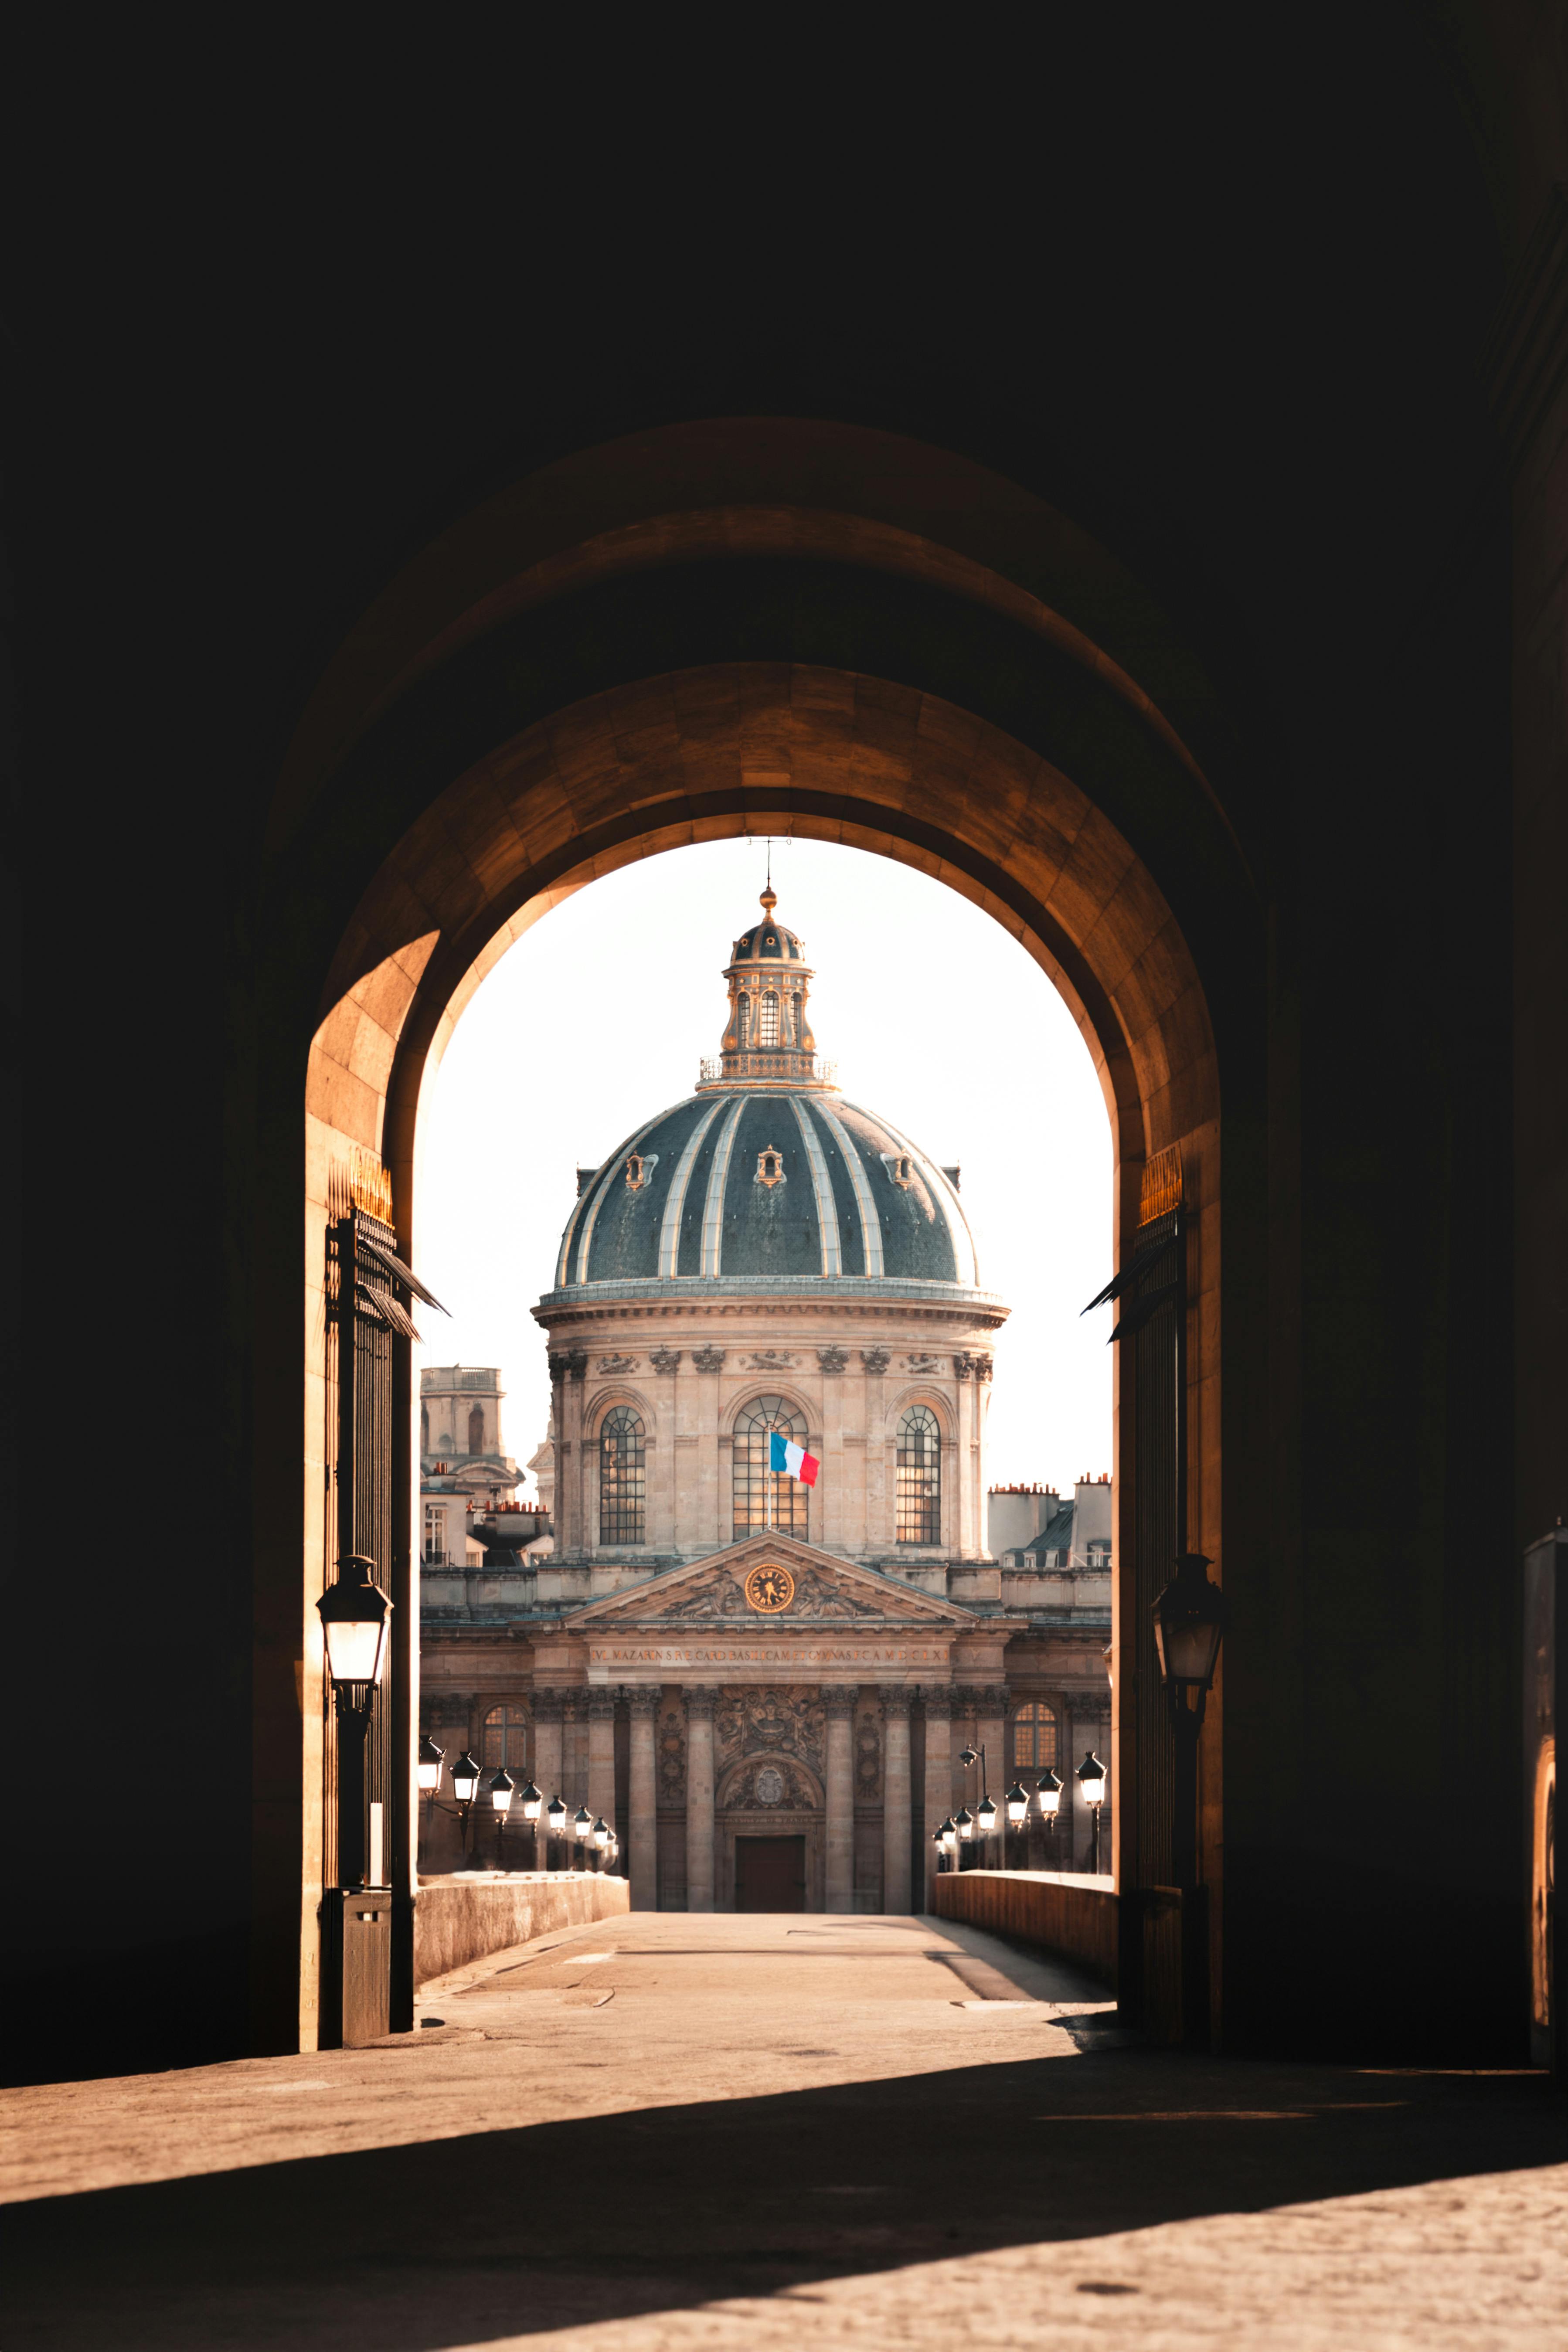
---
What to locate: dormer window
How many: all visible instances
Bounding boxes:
[623,1152,658,1191]
[881,1152,915,1188]
[755,1146,786,1188]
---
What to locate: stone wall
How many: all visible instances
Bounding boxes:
[415,1872,630,1985]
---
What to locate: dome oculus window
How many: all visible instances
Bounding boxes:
[599,1404,646,1546]
[734,1394,808,1539]
[896,1404,942,1544]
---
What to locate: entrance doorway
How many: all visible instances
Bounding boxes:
[735,1836,806,1912]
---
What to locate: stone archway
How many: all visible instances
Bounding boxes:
[261,419,1258,2055]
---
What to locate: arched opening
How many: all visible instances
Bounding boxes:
[733,1394,810,1542]
[895,1405,942,1546]
[272,418,1247,2052]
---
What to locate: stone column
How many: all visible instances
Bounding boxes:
[921,1688,952,1908]
[825,1688,857,1912]
[532,1691,564,1862]
[628,1688,659,1910]
[561,1690,586,1816]
[587,1690,618,1837]
[684,1689,715,1912]
[881,1686,913,1914]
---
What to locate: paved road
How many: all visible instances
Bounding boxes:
[2,1912,1564,2349]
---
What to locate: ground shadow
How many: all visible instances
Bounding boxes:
[3,2050,1561,2349]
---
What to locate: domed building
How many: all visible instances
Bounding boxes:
[420,889,1112,1912]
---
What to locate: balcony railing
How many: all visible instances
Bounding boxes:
[698,1053,837,1086]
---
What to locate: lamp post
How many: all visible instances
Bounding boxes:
[518,1781,543,1866]
[1075,1750,1107,1875]
[448,1751,484,1869]
[487,1767,516,1869]
[417,1735,445,1803]
[954,1805,974,1868]
[1036,1767,1063,1853]
[572,1805,592,1872]
[1004,1782,1028,1867]
[975,1791,998,1864]
[545,1793,567,1866]
[1152,1550,1227,1886]
[592,1817,610,1871]
[316,1554,393,1889]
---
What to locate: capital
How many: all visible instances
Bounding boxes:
[684,1688,716,1720]
[879,1685,913,1719]
[921,1687,953,1720]
[824,1687,859,1720]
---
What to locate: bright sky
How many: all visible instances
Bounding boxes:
[416,838,1113,1500]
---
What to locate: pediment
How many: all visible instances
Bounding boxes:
[567,1533,978,1628]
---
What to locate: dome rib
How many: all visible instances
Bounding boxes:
[810,1097,885,1278]
[657,1097,726,1277]
[699,1097,746,1275]
[788,1096,841,1277]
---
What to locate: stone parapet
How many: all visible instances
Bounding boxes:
[932,1867,1117,1987]
[414,1872,629,1985]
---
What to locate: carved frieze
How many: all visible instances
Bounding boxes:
[744,1349,796,1369]
[597,1354,639,1375]
[658,1699,687,1803]
[714,1686,826,1775]
[905,1353,941,1373]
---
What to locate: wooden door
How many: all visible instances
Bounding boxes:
[735,1835,806,1911]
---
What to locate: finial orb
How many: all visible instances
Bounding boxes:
[759,884,778,912]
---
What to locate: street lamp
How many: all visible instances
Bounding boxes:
[316,1554,394,1889]
[518,1780,543,1867]
[487,1767,516,1868]
[1036,1767,1063,1848]
[1004,1781,1028,1865]
[417,1734,445,1801]
[572,1805,592,1871]
[1076,1750,1107,1876]
[954,1805,974,1867]
[975,1791,998,1861]
[1152,1550,1227,1885]
[545,1792,567,1864]
[593,1817,610,1869]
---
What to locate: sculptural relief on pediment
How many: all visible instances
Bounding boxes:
[653,1560,883,1623]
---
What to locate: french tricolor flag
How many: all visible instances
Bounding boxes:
[769,1430,820,1486]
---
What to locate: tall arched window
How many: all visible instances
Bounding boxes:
[599,1404,646,1545]
[467,1402,485,1455]
[482,1702,530,1771]
[896,1405,942,1544]
[1010,1702,1058,1773]
[758,991,779,1045]
[733,1395,808,1539]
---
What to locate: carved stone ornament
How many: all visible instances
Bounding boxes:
[715,1687,826,1773]
[905,1353,940,1373]
[728,1759,817,1811]
[597,1353,640,1375]
[861,1347,891,1374]
[816,1346,849,1374]
[650,1347,682,1374]
[953,1353,976,1380]
[564,1350,588,1381]
[691,1346,726,1374]
[745,1349,796,1370]
[975,1356,994,1382]
[658,1561,882,1623]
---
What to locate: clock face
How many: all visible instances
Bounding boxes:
[745,1562,795,1614]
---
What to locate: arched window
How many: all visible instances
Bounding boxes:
[482,1702,530,1771]
[733,1394,808,1539]
[599,1404,646,1545]
[758,991,779,1046]
[1010,1702,1058,1773]
[738,994,751,1047]
[467,1403,485,1455]
[896,1405,942,1544]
